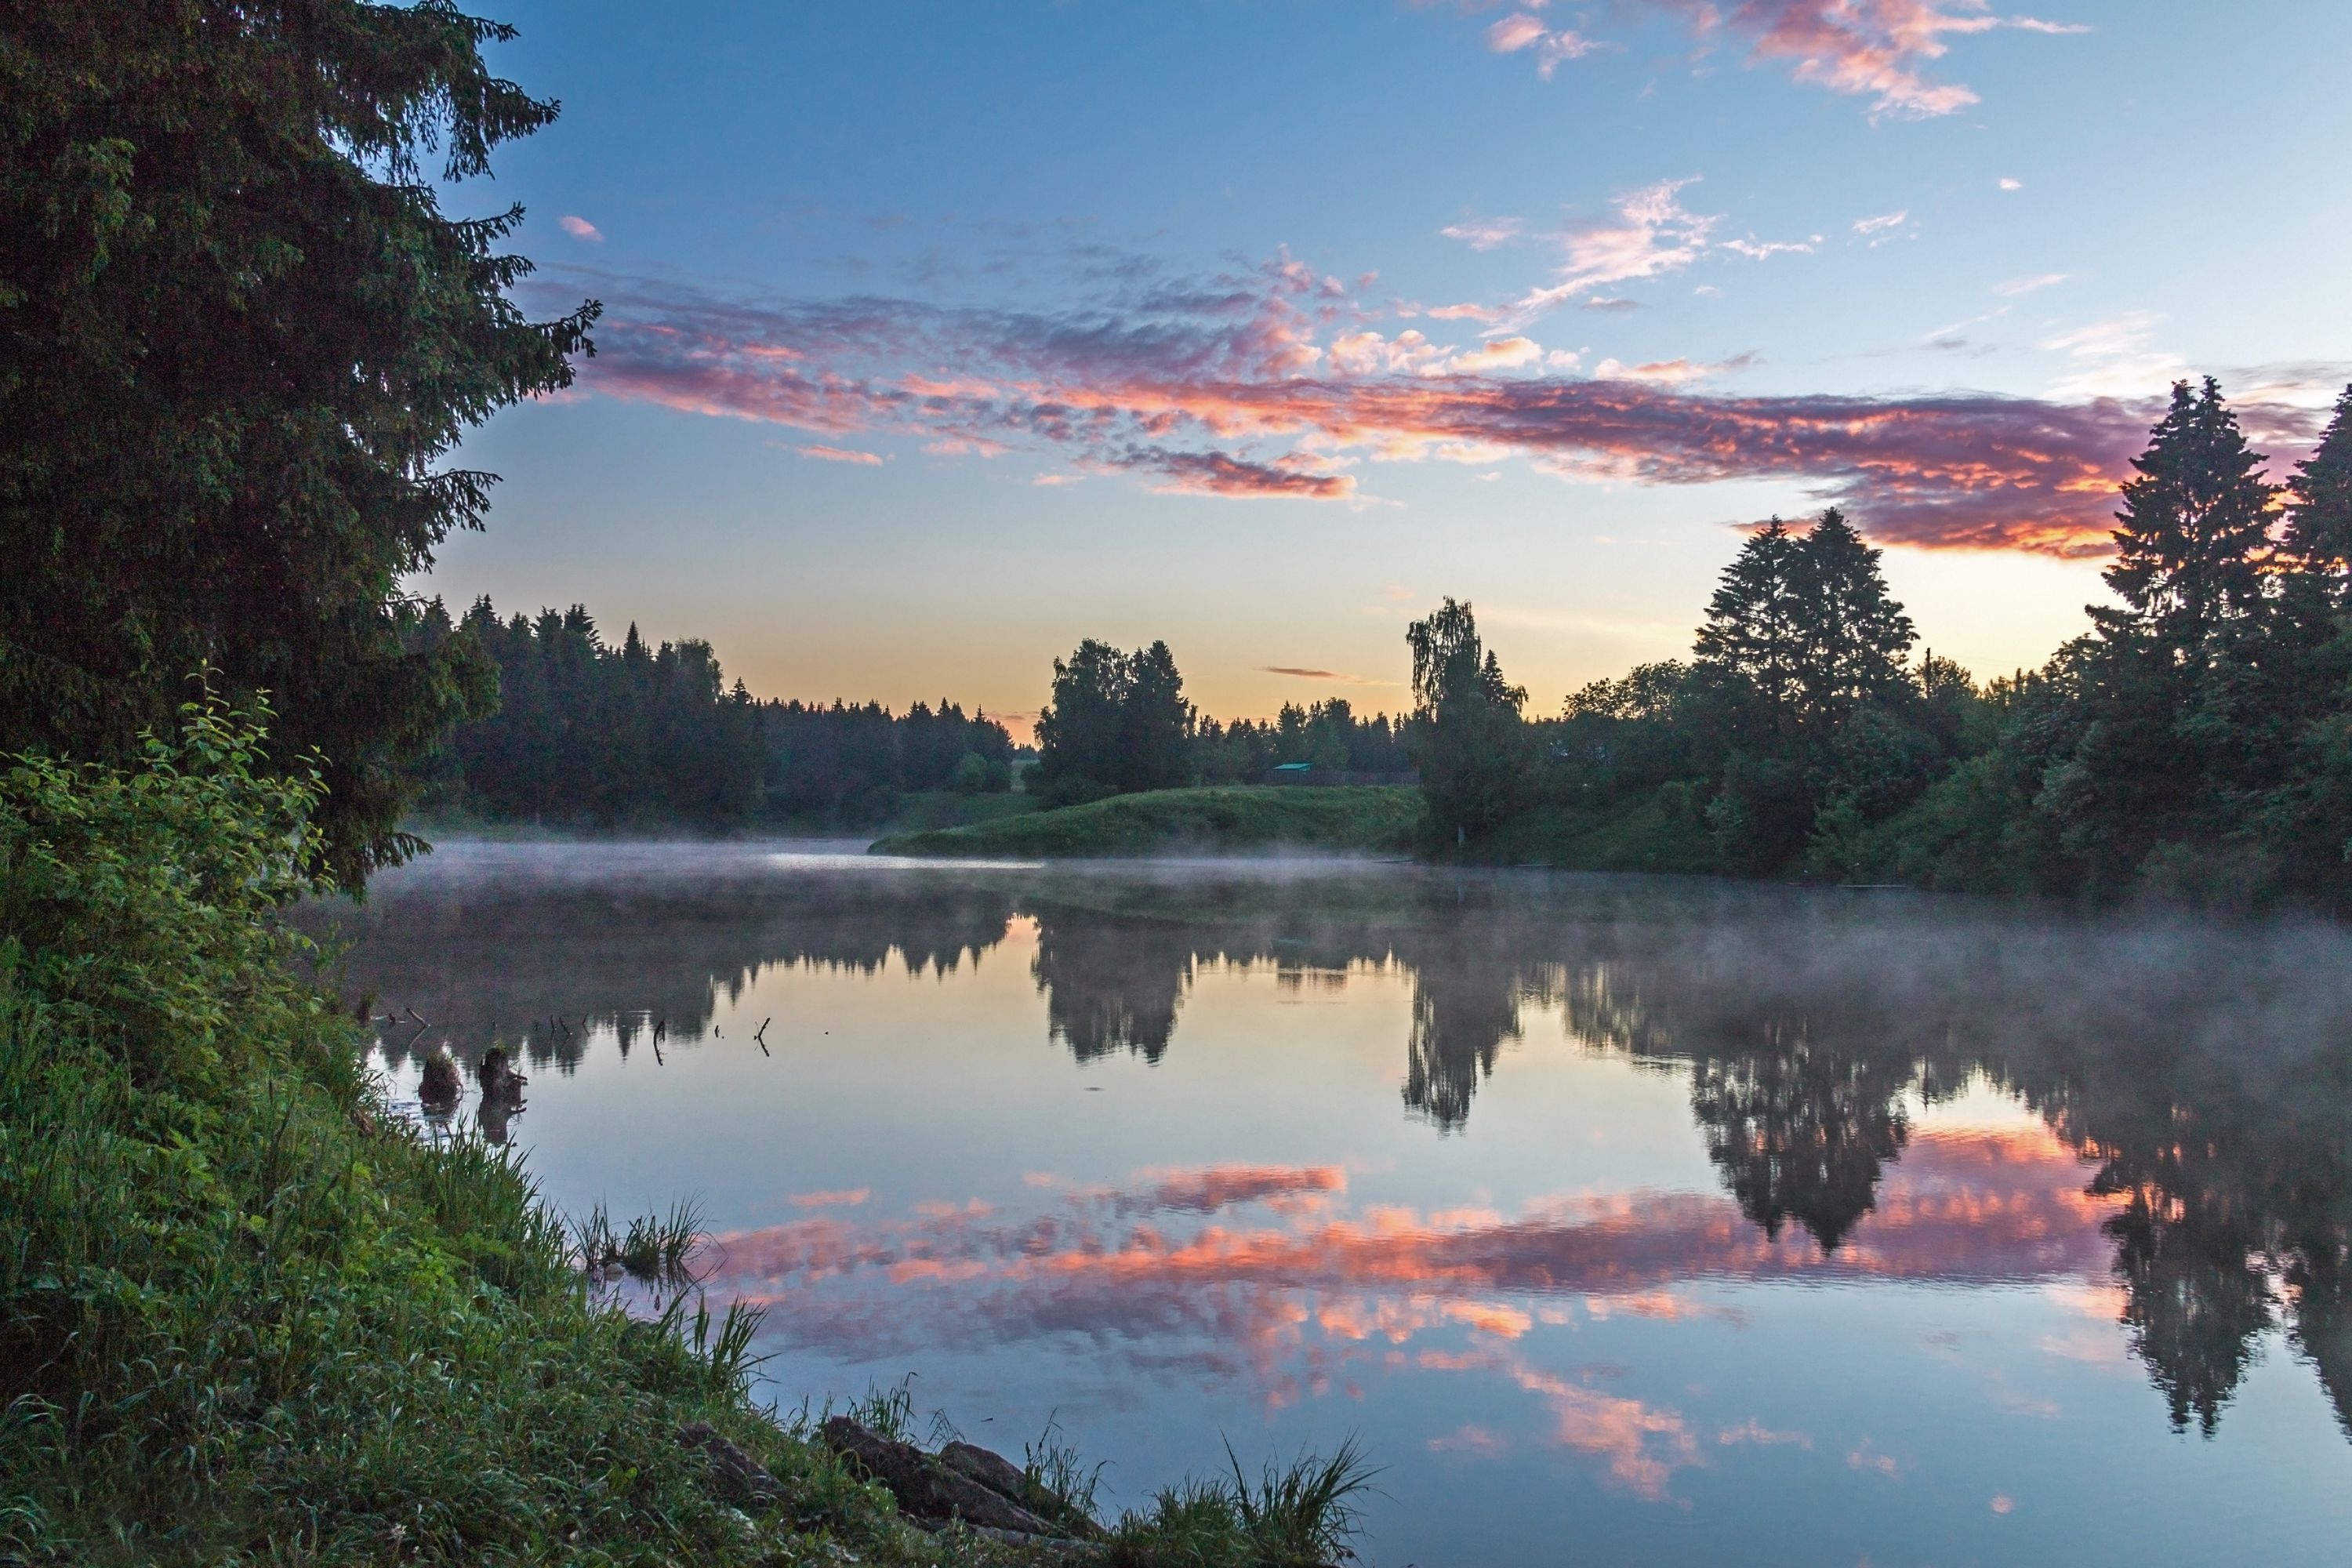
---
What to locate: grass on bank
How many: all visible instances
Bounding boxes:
[872,786,1425,859]
[1449,786,1725,875]
[0,697,1370,1566]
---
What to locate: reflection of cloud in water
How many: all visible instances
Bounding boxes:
[321,847,2352,1447]
[705,1128,2118,1496]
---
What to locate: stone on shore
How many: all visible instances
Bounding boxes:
[818,1417,1063,1537]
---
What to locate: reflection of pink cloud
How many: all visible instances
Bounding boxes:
[707,1126,2122,1379]
[552,263,2317,557]
[699,1127,2125,1499]
[1717,1418,1812,1448]
[1128,1163,1348,1214]
[1428,1423,1508,1456]
[789,1188,869,1208]
[1426,1348,1700,1498]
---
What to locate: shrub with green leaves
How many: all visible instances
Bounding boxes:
[0,697,902,1565]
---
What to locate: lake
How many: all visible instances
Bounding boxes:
[313,841,2352,1566]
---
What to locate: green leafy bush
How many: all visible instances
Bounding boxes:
[0,696,905,1565]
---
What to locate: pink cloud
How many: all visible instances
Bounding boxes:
[1485,13,1549,54]
[559,215,604,242]
[1486,13,1601,78]
[800,444,885,465]
[554,262,2338,556]
[789,1188,870,1208]
[1449,336,1544,373]
[1515,177,1717,314]
[1476,2,2085,119]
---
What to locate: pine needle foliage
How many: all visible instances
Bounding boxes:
[0,2,598,886]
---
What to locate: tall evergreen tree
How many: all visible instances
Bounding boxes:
[1692,520,1806,712]
[2286,384,2352,597]
[0,2,597,883]
[2100,378,2277,657]
[1791,509,1917,720]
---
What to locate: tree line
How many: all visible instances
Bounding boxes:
[1408,377,2352,906]
[410,597,1014,828]
[1032,637,1410,805]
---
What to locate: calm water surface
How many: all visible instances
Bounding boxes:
[314,842,2352,1567]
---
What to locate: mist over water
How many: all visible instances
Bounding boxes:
[310,842,2352,1567]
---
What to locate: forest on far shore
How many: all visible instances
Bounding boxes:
[396,376,2352,909]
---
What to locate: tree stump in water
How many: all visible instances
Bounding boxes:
[418,1050,460,1106]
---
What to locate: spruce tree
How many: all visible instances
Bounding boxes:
[1791,509,1916,720]
[2101,379,2277,657]
[2286,384,2352,596]
[0,2,597,883]
[1692,520,1806,711]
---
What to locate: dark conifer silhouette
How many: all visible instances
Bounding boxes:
[0,3,597,883]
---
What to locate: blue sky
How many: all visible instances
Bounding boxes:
[432,2,2352,731]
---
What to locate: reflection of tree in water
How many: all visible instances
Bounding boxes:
[1029,913,1192,1064]
[1400,941,1526,1132]
[2288,1243,2352,1441]
[2101,1187,2272,1435]
[2020,1037,2352,1439]
[1686,1023,1912,1251]
[323,853,2352,1443]
[307,869,1014,1073]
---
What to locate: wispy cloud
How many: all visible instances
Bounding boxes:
[1257,666,1396,686]
[1442,216,1525,251]
[1998,176,2024,191]
[559,214,604,243]
[1472,2,2085,119]
[1994,272,2068,297]
[1485,12,1601,78]
[1590,354,1757,387]
[1721,234,1820,260]
[800,444,884,465]
[1517,177,1718,315]
[2041,311,2187,399]
[1853,210,1910,237]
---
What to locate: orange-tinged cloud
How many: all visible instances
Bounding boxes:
[561,263,2330,557]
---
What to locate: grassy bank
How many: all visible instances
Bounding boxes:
[0,703,1367,1566]
[1453,788,1725,875]
[871,786,1425,859]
